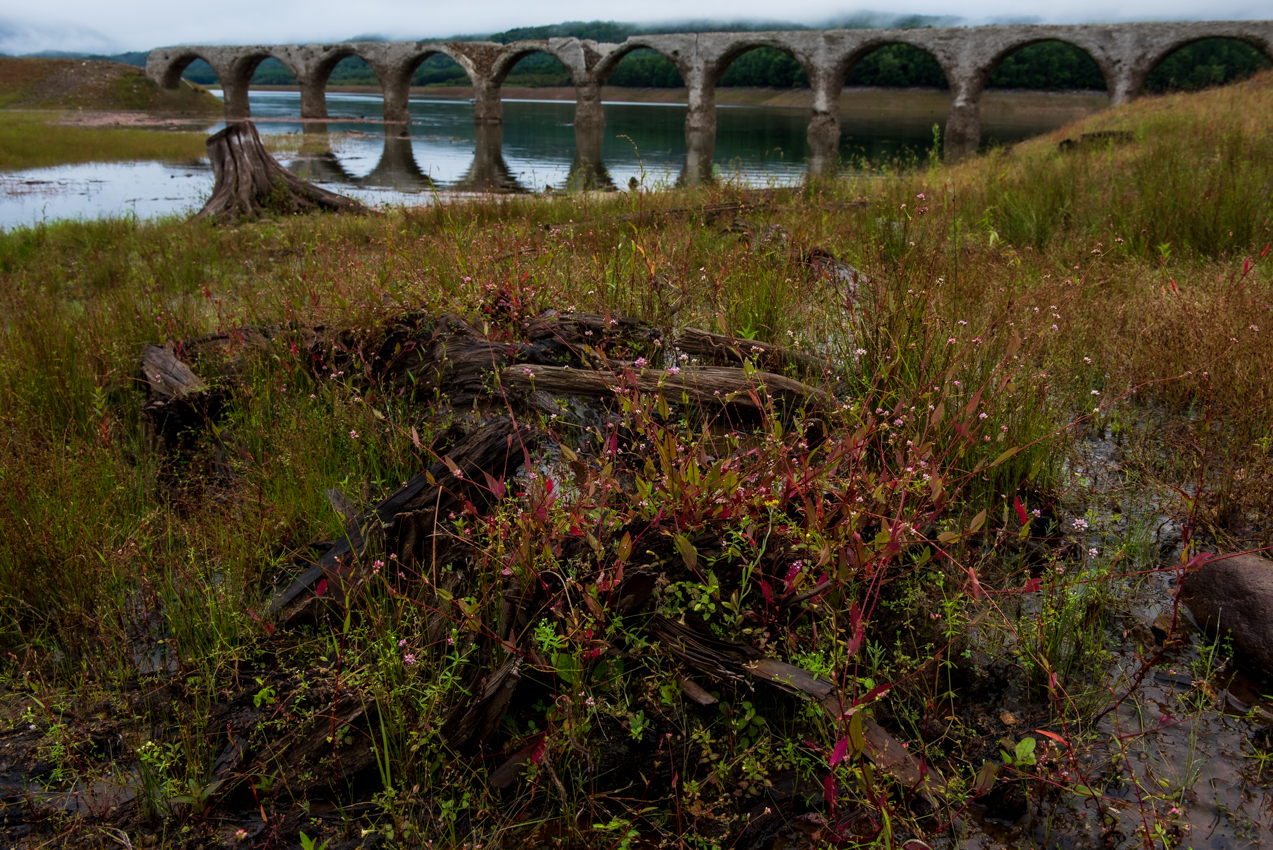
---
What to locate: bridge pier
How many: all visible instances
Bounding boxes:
[1109,65,1151,106]
[683,63,717,138]
[270,47,337,121]
[221,76,253,121]
[807,67,842,176]
[943,76,984,163]
[569,123,614,190]
[297,77,329,121]
[680,63,718,185]
[574,79,605,128]
[473,79,503,124]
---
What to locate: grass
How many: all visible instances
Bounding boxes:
[0,111,305,172]
[0,70,1270,849]
[0,111,213,170]
[0,57,223,113]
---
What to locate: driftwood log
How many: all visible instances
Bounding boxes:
[194,122,366,222]
[500,363,827,411]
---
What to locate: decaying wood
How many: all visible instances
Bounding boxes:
[194,122,366,223]
[677,675,719,706]
[441,656,523,749]
[139,343,220,453]
[489,736,544,789]
[649,616,946,801]
[141,343,207,401]
[675,327,824,376]
[269,418,534,619]
[500,364,827,411]
[524,311,663,349]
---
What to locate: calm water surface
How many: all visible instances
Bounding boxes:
[1,90,1084,230]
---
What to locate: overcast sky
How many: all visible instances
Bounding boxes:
[2,1,1270,55]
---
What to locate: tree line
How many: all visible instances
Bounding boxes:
[175,24,1269,95]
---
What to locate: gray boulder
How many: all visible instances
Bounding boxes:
[1182,553,1273,678]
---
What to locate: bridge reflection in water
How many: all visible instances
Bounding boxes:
[280,122,730,195]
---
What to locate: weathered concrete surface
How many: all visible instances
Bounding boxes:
[1182,553,1273,678]
[148,20,1273,162]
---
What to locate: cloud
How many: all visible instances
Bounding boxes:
[0,16,118,56]
[2,3,1270,55]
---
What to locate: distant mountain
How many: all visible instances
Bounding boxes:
[480,15,954,44]
[4,49,147,66]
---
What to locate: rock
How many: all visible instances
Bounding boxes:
[1182,554,1273,677]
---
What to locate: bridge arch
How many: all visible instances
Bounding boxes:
[705,36,817,88]
[489,44,580,87]
[976,36,1114,101]
[351,43,482,126]
[593,38,692,86]
[838,38,950,89]
[154,49,215,89]
[1141,34,1273,95]
[811,38,955,159]
[146,47,277,118]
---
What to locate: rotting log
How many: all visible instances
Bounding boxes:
[141,343,206,401]
[675,327,824,376]
[500,363,827,411]
[269,418,535,620]
[440,655,523,749]
[648,615,946,802]
[139,343,219,453]
[193,121,366,223]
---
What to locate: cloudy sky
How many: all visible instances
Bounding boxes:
[2,0,1270,55]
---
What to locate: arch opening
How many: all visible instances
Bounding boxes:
[718,46,808,88]
[250,59,297,86]
[987,40,1107,91]
[606,48,684,87]
[500,51,571,88]
[411,54,470,87]
[1145,37,1272,93]
[845,43,947,89]
[179,58,219,87]
[322,55,380,88]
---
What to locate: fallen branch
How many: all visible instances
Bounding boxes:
[500,363,827,411]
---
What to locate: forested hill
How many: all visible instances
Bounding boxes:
[66,18,1267,95]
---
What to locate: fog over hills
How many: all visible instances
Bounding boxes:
[1,14,960,61]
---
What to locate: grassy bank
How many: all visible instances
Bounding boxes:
[0,70,1269,849]
[0,58,225,171]
[0,57,222,113]
[0,111,214,170]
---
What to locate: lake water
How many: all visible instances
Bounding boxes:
[1,89,1101,230]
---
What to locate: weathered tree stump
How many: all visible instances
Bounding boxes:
[194,121,366,222]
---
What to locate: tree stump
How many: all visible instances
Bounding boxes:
[193,121,366,223]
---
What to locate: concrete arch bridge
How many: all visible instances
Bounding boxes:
[148,20,1273,164]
